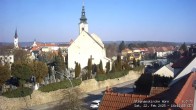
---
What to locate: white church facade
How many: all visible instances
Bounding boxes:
[68,5,110,69]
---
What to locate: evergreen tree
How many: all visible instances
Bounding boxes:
[118,41,126,53]
[96,65,100,74]
[54,49,65,73]
[78,64,81,77]
[105,61,110,74]
[0,63,10,86]
[75,63,80,78]
[133,58,137,67]
[137,60,140,67]
[180,42,188,52]
[87,58,92,79]
[116,55,122,71]
[111,62,116,73]
[99,60,104,74]
[123,58,130,70]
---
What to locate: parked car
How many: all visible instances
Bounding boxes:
[90,100,101,109]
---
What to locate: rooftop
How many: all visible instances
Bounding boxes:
[99,72,196,110]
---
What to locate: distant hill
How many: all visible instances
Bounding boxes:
[103,41,195,47]
[0,41,195,48]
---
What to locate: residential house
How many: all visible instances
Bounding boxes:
[189,44,196,56]
[121,48,132,56]
[153,63,174,77]
[156,46,174,58]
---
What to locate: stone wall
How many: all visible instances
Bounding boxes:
[0,70,142,110]
[79,70,142,93]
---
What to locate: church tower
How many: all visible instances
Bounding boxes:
[14,29,19,49]
[79,2,88,34]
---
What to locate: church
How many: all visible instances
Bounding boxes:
[68,4,110,69]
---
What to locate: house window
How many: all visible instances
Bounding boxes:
[10,57,12,59]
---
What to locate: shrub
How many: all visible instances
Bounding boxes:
[95,74,107,81]
[95,70,129,81]
[39,79,82,92]
[134,74,152,94]
[2,87,33,98]
[132,65,145,71]
[107,70,129,79]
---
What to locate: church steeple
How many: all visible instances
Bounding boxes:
[80,2,87,23]
[14,28,18,38]
[79,1,89,34]
[14,28,19,49]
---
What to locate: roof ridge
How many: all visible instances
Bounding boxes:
[84,31,104,49]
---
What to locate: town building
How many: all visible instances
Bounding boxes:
[189,44,196,56]
[0,55,14,66]
[153,63,174,77]
[68,4,110,69]
[156,46,174,58]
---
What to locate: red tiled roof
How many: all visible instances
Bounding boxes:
[147,47,156,53]
[99,72,196,110]
[31,43,58,51]
[34,42,57,47]
[174,72,196,110]
[149,87,169,96]
[122,48,131,52]
[31,46,41,51]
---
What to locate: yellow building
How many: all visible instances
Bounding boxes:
[121,48,133,56]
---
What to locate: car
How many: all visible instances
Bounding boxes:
[90,100,101,109]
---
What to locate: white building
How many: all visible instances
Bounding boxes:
[68,4,110,69]
[153,63,174,77]
[0,55,14,66]
[156,46,174,58]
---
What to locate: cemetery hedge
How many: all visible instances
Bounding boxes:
[2,87,33,98]
[95,74,108,81]
[95,70,129,81]
[132,65,145,71]
[39,79,82,92]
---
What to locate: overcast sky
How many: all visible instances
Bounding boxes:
[0,0,196,43]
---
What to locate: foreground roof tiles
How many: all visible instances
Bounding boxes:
[99,72,196,110]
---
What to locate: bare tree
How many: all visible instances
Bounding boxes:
[53,88,83,110]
